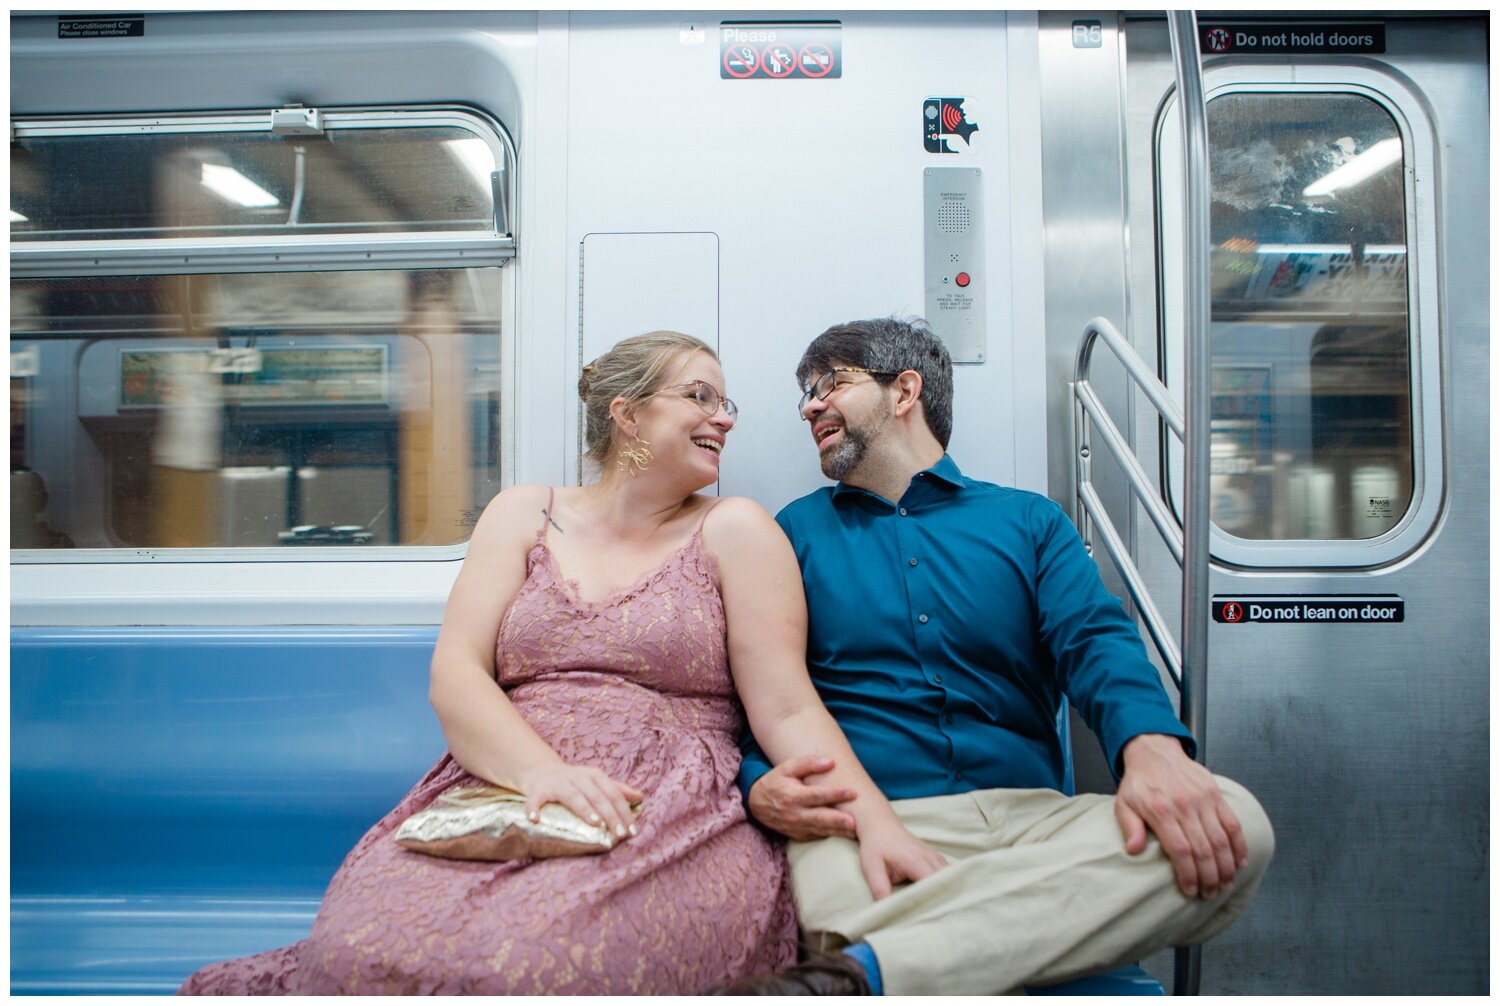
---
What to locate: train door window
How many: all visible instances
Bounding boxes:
[9,109,515,558]
[1158,73,1442,567]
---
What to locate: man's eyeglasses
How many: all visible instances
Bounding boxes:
[797,367,899,415]
[650,380,738,421]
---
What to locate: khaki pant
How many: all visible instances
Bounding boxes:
[787,777,1273,995]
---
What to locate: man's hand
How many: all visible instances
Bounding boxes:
[747,754,858,841]
[1115,733,1249,900]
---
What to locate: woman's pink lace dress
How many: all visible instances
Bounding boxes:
[179,509,798,994]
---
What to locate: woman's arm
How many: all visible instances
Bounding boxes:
[706,497,948,898]
[429,485,642,837]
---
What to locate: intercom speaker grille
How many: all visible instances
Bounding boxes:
[937,199,971,234]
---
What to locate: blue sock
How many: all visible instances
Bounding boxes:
[841,941,883,995]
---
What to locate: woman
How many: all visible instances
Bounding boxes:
[180,331,943,995]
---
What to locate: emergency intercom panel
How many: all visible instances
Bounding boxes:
[923,167,986,363]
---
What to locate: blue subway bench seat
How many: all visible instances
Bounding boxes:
[10,626,446,995]
[11,626,1163,995]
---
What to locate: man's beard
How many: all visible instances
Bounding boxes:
[822,413,888,482]
[820,423,873,481]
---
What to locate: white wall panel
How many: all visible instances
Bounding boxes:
[562,11,1034,513]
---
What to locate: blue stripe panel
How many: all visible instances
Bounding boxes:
[13,625,445,897]
[12,625,448,993]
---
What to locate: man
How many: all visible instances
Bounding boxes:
[726,318,1273,995]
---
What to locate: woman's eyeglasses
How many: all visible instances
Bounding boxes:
[797,367,899,415]
[650,380,738,421]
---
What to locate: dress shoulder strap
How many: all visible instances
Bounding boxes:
[537,487,557,543]
[693,494,726,536]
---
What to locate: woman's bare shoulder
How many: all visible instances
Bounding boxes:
[701,495,786,550]
[470,484,557,547]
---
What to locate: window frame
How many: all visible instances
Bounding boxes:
[11,106,516,276]
[1155,65,1444,569]
[10,105,518,564]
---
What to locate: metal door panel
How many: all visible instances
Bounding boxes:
[1118,14,1488,993]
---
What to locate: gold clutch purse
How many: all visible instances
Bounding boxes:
[394,785,624,862]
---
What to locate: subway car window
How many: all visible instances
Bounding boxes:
[11,123,501,240]
[11,270,503,550]
[1202,92,1412,541]
[9,111,510,556]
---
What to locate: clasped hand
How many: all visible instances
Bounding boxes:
[519,762,644,841]
[748,755,947,900]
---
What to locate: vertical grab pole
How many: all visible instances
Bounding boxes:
[1071,328,1096,554]
[1169,9,1210,997]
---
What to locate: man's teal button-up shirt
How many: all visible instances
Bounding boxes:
[740,454,1193,801]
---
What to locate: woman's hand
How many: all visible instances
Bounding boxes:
[519,762,645,842]
[854,816,949,900]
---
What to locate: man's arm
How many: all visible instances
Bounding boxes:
[1030,500,1242,899]
[1031,500,1194,770]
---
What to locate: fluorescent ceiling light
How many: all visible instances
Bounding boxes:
[1256,244,1406,256]
[1256,244,1348,255]
[10,209,27,223]
[1302,138,1402,198]
[200,163,280,208]
[444,138,497,191]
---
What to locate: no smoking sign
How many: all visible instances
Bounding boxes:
[720,21,841,80]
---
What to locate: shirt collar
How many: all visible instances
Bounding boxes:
[921,453,966,489]
[831,453,966,505]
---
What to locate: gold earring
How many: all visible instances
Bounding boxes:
[617,437,653,476]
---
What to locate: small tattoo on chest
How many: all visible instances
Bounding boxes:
[542,508,564,534]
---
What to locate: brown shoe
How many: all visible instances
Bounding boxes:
[718,953,873,995]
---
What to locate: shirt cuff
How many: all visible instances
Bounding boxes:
[737,747,773,803]
[1109,721,1198,779]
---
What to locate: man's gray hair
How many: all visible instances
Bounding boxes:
[796,317,954,449]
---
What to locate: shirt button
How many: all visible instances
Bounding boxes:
[909,557,918,567]
[918,613,929,624]
[955,771,964,781]
[933,673,943,684]
[945,715,954,725]
[899,508,908,516]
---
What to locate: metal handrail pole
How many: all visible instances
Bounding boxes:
[1071,384,1094,547]
[1078,484,1185,687]
[1075,316,1186,438]
[1075,381,1186,565]
[1170,8,1211,997]
[1170,4,1212,798]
